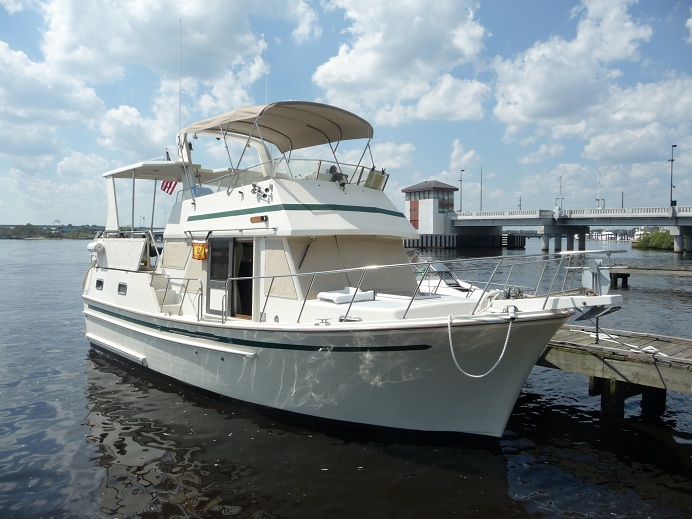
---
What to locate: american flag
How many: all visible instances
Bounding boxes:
[161,180,178,195]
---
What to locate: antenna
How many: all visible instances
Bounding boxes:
[179,20,182,130]
[262,34,268,104]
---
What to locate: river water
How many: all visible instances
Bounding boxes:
[0,239,691,518]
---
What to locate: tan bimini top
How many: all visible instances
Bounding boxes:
[178,101,374,154]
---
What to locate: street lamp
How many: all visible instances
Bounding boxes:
[669,144,677,207]
[458,169,464,212]
[480,166,483,212]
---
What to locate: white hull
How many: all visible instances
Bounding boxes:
[84,299,569,437]
[82,101,621,438]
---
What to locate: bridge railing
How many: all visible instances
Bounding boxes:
[452,209,553,220]
[563,207,674,218]
[451,206,692,221]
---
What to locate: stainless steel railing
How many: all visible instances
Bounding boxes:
[213,250,617,323]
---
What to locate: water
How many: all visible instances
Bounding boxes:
[1,239,691,518]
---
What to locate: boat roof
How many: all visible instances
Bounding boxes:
[178,101,374,154]
[102,160,192,180]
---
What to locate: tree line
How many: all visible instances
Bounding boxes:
[0,224,102,239]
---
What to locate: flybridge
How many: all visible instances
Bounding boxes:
[100,102,393,236]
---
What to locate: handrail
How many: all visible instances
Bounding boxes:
[201,157,388,191]
[403,263,431,319]
[542,254,567,310]
[470,257,504,315]
[243,251,611,323]
[202,250,620,324]
[160,276,203,317]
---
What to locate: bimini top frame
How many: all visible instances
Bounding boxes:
[178,101,374,154]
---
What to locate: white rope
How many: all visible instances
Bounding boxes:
[579,321,669,357]
[447,314,513,378]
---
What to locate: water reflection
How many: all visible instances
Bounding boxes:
[85,350,523,518]
[504,367,692,517]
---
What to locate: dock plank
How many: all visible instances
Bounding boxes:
[540,325,692,394]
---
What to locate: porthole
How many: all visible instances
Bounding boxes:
[96,279,104,290]
[117,282,127,295]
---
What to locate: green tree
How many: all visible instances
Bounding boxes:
[633,229,674,250]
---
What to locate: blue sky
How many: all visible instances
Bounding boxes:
[0,0,691,225]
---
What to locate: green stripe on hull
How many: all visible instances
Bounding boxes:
[86,304,431,352]
[187,203,406,222]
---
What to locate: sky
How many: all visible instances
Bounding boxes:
[0,0,691,226]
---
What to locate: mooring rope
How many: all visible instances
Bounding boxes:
[579,320,668,357]
[82,263,95,291]
[447,311,515,378]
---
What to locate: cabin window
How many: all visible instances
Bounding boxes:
[117,282,127,295]
[209,239,231,282]
[96,279,104,290]
[264,239,297,299]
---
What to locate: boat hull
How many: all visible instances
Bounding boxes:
[83,300,570,437]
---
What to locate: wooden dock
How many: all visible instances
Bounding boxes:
[538,324,692,419]
[610,266,692,277]
[607,266,692,288]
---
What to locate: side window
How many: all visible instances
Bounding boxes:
[117,282,127,295]
[209,239,231,281]
[96,279,104,290]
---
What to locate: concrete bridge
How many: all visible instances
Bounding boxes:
[450,206,692,253]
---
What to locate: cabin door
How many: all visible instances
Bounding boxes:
[207,238,254,318]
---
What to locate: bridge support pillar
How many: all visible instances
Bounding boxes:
[554,234,562,252]
[566,234,575,251]
[541,234,551,252]
[674,235,684,253]
[578,232,587,251]
[539,225,588,253]
[669,226,685,253]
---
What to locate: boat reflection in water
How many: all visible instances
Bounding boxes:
[84,350,522,518]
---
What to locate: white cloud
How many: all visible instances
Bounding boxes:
[313,0,487,124]
[0,42,102,123]
[687,8,692,43]
[519,143,566,164]
[370,142,416,171]
[607,78,692,127]
[583,123,666,163]
[415,76,489,121]
[40,1,258,83]
[493,0,651,130]
[450,139,479,173]
[289,1,322,42]
[1,164,106,224]
[0,0,25,13]
[570,0,651,61]
[56,151,112,179]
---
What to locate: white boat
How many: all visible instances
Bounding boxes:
[632,229,649,244]
[82,101,621,437]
